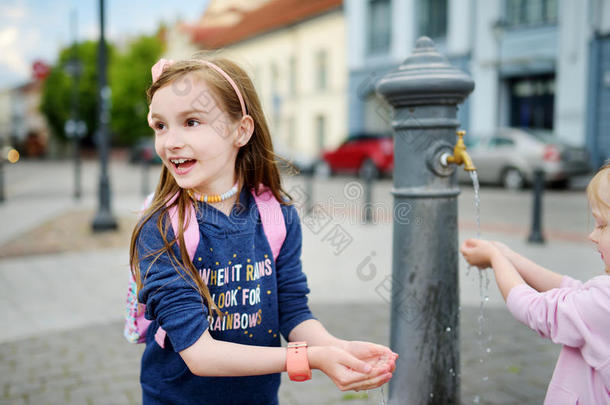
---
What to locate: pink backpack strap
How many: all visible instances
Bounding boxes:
[251,186,286,261]
[154,197,200,348]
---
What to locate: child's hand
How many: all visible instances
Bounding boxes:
[341,341,398,374]
[491,241,513,257]
[308,346,393,392]
[460,238,500,268]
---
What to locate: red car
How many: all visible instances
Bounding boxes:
[318,133,394,178]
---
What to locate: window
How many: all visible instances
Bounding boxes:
[315,50,327,90]
[508,74,555,129]
[418,0,447,39]
[316,115,326,152]
[367,0,391,54]
[489,137,515,147]
[506,0,557,27]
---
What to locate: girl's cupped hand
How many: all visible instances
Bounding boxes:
[308,343,397,392]
[460,238,501,269]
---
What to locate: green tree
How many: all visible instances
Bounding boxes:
[40,32,163,147]
[40,40,110,146]
[110,34,163,145]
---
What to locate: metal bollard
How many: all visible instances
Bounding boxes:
[362,164,374,224]
[141,158,150,197]
[528,169,545,244]
[377,37,474,404]
[305,164,314,214]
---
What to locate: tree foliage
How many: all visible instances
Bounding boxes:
[110,34,163,145]
[40,40,107,146]
[40,33,163,147]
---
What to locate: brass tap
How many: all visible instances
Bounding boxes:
[444,130,476,171]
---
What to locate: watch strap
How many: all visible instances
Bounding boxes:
[286,341,312,382]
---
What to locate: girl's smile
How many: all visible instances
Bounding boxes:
[168,157,197,175]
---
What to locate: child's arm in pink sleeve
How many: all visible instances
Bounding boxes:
[560,275,583,289]
[505,279,606,349]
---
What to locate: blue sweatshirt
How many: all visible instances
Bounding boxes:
[137,187,315,405]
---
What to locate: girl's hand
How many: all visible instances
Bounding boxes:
[341,340,398,373]
[308,346,393,392]
[491,241,513,257]
[460,238,501,268]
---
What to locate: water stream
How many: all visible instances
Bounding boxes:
[468,170,492,404]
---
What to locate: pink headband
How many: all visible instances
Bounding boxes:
[149,58,247,116]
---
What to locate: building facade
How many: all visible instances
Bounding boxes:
[166,0,347,160]
[348,0,610,168]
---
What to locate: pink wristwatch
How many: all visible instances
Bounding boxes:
[286,342,312,382]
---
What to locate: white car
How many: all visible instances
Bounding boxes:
[458,128,590,189]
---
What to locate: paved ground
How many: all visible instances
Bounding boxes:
[1,304,559,405]
[0,158,601,404]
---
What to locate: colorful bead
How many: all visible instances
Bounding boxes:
[187,182,239,204]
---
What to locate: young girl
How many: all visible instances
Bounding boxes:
[129,55,397,405]
[461,164,610,404]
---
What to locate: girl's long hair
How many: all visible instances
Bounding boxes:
[129,54,295,316]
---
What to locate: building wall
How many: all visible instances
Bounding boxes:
[346,0,599,158]
[347,0,473,135]
[0,90,11,145]
[202,10,347,158]
[164,24,199,61]
[555,0,590,146]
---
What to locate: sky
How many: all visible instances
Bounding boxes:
[0,0,210,90]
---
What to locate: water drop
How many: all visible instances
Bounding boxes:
[429,393,434,398]
[445,327,451,332]
[473,395,480,403]
[482,376,489,382]
[484,296,489,302]
[486,347,491,353]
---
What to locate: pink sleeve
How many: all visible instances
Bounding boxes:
[505,278,610,349]
[560,275,583,289]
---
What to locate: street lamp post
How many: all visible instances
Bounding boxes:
[92,0,117,231]
[65,8,86,200]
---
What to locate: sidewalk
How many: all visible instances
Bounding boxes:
[0,159,599,404]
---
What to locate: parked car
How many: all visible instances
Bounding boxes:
[129,138,162,164]
[458,128,590,189]
[318,133,394,178]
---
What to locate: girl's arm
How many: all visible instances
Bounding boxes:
[180,329,392,391]
[492,241,564,292]
[461,239,526,300]
[180,330,286,376]
[288,319,344,347]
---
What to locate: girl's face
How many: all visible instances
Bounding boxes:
[149,74,249,194]
[588,188,610,274]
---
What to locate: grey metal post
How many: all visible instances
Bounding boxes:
[92,0,117,231]
[141,158,150,197]
[68,8,83,201]
[377,37,474,404]
[528,169,545,244]
[0,158,4,203]
[363,166,374,223]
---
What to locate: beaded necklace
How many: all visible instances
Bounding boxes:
[187,182,239,203]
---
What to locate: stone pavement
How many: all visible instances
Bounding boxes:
[0,303,559,405]
[0,159,600,404]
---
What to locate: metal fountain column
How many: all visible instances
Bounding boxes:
[376,37,475,404]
